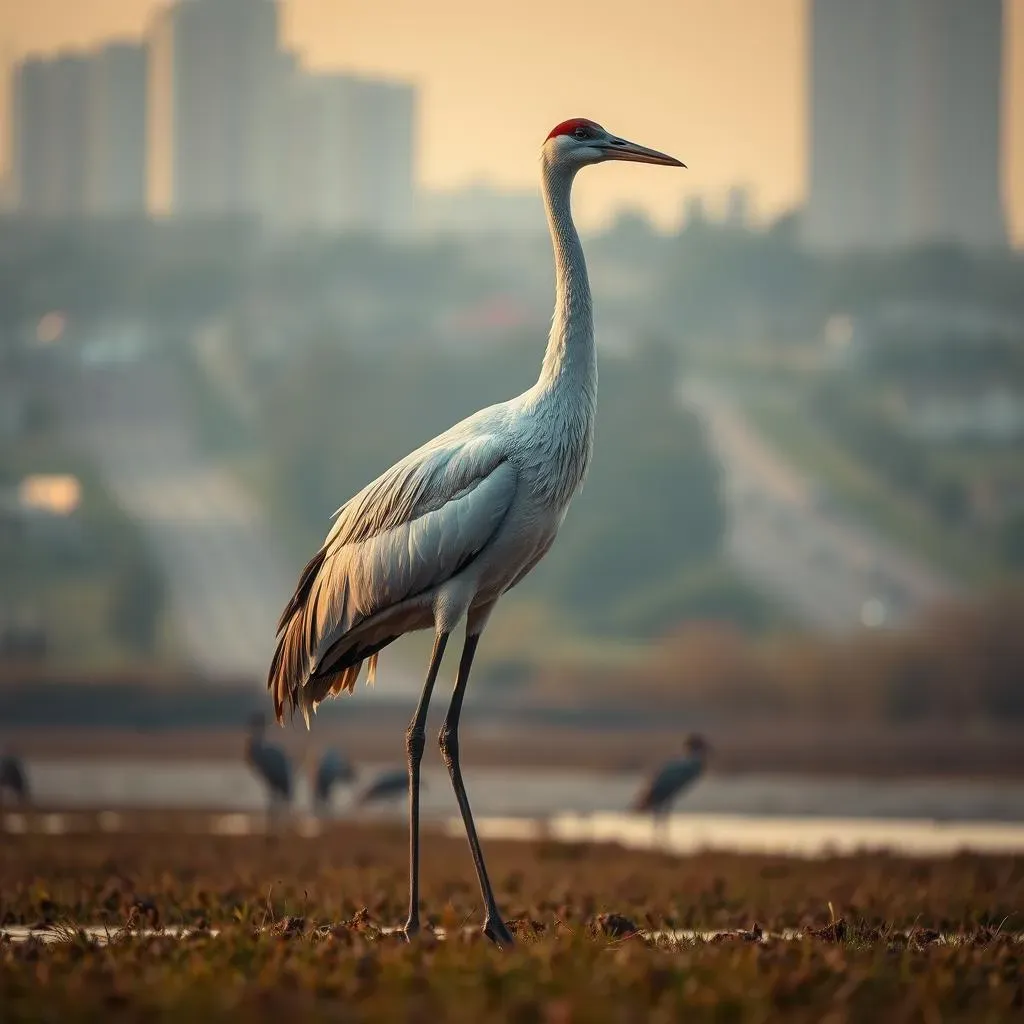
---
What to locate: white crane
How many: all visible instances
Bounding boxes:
[631,734,711,843]
[268,117,684,948]
[244,712,293,824]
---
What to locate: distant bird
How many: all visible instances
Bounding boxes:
[268,117,684,948]
[357,767,423,809]
[312,747,356,814]
[632,734,711,830]
[244,712,293,823]
[0,750,29,805]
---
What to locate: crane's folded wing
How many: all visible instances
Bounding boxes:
[270,430,517,709]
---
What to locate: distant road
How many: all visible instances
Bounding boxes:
[57,352,421,697]
[679,377,962,632]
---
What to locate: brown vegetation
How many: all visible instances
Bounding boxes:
[2,822,1023,1022]
[558,586,1024,724]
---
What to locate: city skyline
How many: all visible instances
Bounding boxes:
[2,0,1023,242]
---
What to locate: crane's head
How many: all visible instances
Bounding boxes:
[543,118,685,171]
[685,733,711,758]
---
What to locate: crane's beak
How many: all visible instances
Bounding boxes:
[604,136,685,168]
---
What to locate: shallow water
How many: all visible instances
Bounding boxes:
[6,757,1024,857]
[14,758,1024,822]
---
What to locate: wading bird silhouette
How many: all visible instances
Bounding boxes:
[268,117,684,948]
[244,712,293,826]
[0,748,29,807]
[632,734,711,846]
[311,747,356,815]
[356,766,417,809]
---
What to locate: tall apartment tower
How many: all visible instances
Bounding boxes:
[10,44,147,218]
[275,72,416,237]
[85,42,149,215]
[805,0,1005,251]
[11,54,89,217]
[149,0,283,217]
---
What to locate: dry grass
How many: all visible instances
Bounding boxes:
[2,820,1023,1022]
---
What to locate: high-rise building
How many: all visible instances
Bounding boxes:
[84,42,148,215]
[805,0,1005,251]
[275,71,416,236]
[11,54,90,217]
[10,44,148,219]
[149,0,283,217]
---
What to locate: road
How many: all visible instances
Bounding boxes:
[679,377,962,632]
[57,351,421,696]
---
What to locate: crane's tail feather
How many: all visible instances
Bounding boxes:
[269,543,362,727]
[268,543,397,728]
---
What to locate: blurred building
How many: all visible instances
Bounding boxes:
[417,182,544,238]
[149,0,284,218]
[10,44,148,218]
[11,54,90,217]
[724,186,751,230]
[680,195,707,230]
[85,43,149,215]
[274,71,416,236]
[805,0,1005,251]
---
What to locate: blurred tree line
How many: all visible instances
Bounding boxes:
[3,215,1023,345]
[0,448,167,665]
[552,586,1024,723]
[0,350,167,665]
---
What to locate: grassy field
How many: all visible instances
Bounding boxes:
[2,821,1023,1022]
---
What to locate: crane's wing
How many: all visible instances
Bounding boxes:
[631,757,703,812]
[269,429,517,724]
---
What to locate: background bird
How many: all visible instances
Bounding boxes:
[244,712,293,826]
[0,749,30,806]
[268,116,684,948]
[356,766,422,809]
[311,747,356,815]
[631,734,712,844]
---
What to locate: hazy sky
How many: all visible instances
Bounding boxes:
[2,0,1022,240]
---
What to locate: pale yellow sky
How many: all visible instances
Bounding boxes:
[2,0,1022,240]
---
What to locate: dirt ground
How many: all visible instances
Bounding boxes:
[2,819,1023,1022]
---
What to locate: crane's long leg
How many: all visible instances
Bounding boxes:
[438,633,515,949]
[403,630,449,940]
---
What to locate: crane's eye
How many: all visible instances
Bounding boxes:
[573,126,589,140]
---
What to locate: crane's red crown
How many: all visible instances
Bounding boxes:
[546,117,603,141]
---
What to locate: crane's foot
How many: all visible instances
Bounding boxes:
[402,918,420,942]
[483,916,515,950]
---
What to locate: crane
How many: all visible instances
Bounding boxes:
[268,117,684,949]
[244,712,293,825]
[631,734,711,843]
[0,749,29,806]
[356,766,422,809]
[311,747,356,814]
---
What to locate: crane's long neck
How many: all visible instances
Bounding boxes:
[536,158,596,401]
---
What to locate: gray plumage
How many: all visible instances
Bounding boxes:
[313,748,355,809]
[357,767,419,807]
[0,753,29,803]
[632,735,710,816]
[245,713,293,804]
[267,117,684,947]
